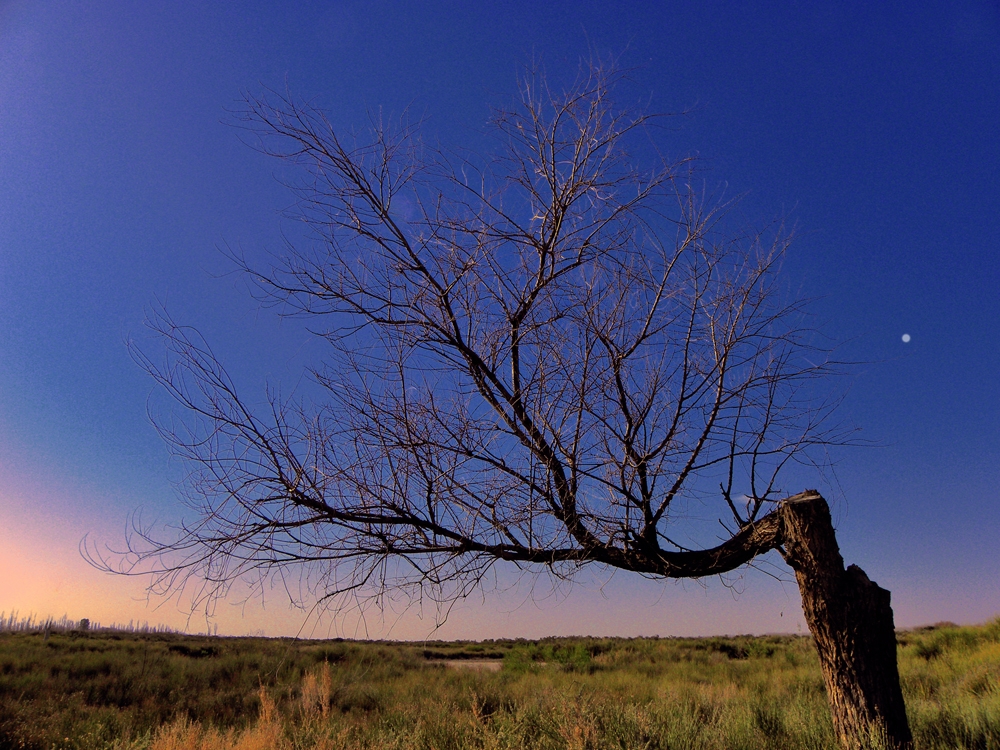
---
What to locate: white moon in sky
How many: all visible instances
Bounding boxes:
[901,333,911,343]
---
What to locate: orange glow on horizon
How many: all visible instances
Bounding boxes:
[1,476,995,640]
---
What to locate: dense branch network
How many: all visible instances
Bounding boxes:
[99,64,849,611]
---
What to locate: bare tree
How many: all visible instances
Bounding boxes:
[108,64,911,748]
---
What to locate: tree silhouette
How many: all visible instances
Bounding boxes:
[107,64,912,749]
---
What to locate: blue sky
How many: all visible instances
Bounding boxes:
[0,0,998,638]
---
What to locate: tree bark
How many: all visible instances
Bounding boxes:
[780,492,912,750]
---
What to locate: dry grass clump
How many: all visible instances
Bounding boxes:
[300,662,334,722]
[145,689,287,750]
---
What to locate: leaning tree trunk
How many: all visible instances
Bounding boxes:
[780,492,912,750]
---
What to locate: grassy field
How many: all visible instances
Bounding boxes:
[0,618,997,750]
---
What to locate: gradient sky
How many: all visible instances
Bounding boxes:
[1,0,998,640]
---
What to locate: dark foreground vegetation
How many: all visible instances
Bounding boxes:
[0,618,997,750]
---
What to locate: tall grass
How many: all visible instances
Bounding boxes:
[899,619,1000,749]
[1,619,997,749]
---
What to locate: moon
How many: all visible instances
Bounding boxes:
[901,333,911,343]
